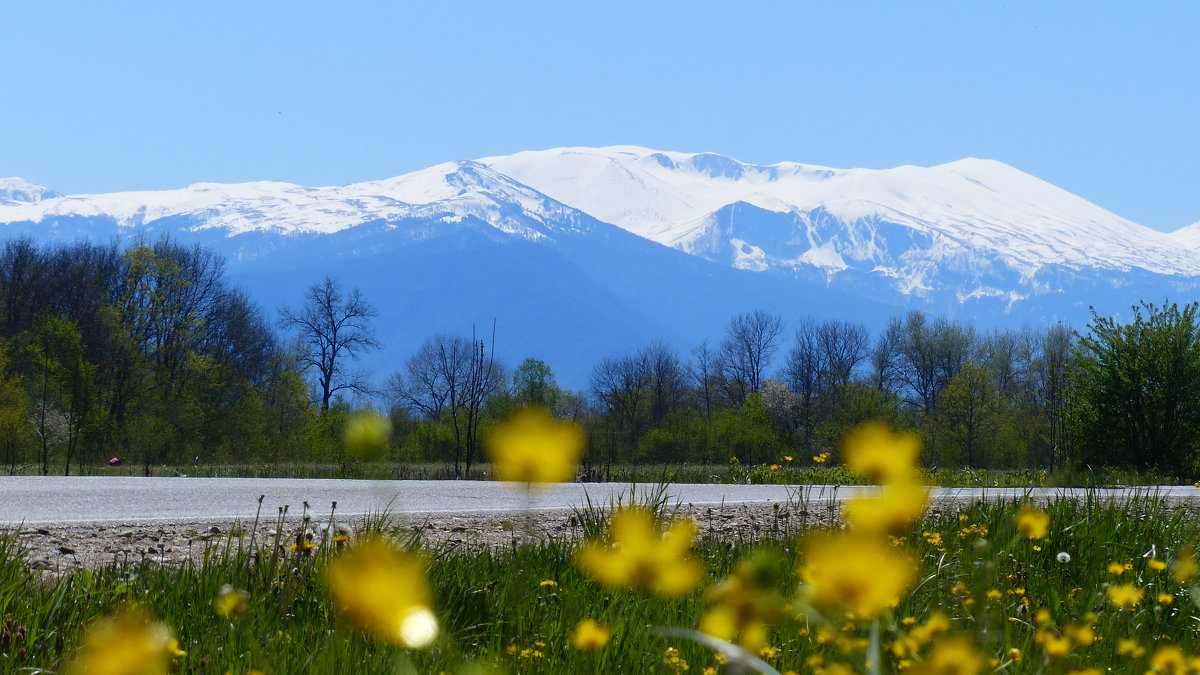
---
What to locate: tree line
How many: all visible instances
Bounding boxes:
[4,235,1197,478]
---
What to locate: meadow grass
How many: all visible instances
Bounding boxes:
[2,492,1199,674]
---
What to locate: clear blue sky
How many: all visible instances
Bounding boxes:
[2,2,1197,230]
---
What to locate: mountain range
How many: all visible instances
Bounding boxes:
[1,147,1197,388]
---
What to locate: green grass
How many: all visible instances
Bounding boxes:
[3,493,1200,673]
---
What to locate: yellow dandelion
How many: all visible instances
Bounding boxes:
[1158,592,1175,605]
[576,506,701,596]
[213,584,250,618]
[985,589,1002,600]
[909,637,983,675]
[1149,558,1168,572]
[1173,548,1198,583]
[324,537,438,648]
[1064,623,1095,647]
[343,411,392,458]
[783,455,793,462]
[769,464,780,471]
[1007,647,1023,662]
[570,618,611,651]
[1117,638,1146,657]
[1041,634,1073,658]
[799,532,915,619]
[1150,645,1188,674]
[1015,506,1049,539]
[842,422,919,483]
[539,579,558,588]
[486,406,584,487]
[760,645,779,658]
[843,479,929,535]
[66,606,180,675]
[1107,561,1126,575]
[1106,583,1144,611]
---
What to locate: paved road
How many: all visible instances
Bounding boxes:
[1,476,1197,525]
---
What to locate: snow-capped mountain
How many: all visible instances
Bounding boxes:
[0,177,60,204]
[1,147,1196,386]
[482,147,1200,294]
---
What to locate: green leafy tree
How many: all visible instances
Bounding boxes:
[1069,301,1200,472]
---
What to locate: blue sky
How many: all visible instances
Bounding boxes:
[2,2,1197,230]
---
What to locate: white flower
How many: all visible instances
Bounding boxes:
[1056,551,1071,564]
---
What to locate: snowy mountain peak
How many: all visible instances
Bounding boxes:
[0,178,60,203]
[480,146,1195,278]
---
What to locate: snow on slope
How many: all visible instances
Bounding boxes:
[0,162,592,241]
[0,178,60,203]
[1170,221,1200,250]
[481,146,1200,276]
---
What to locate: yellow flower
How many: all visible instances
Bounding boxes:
[1106,583,1144,610]
[486,407,584,487]
[843,479,929,535]
[539,579,558,588]
[343,411,391,458]
[1117,638,1146,657]
[66,606,179,675]
[769,464,780,471]
[842,423,919,483]
[760,645,778,658]
[799,532,915,619]
[1149,558,1168,572]
[909,637,984,675]
[663,647,690,673]
[213,584,250,618]
[1159,592,1175,605]
[569,618,611,651]
[1107,561,1126,575]
[576,506,701,596]
[1066,670,1103,675]
[324,537,438,648]
[1041,634,1073,658]
[1034,607,1052,625]
[985,589,1002,600]
[1064,623,1095,647]
[783,455,793,462]
[1015,506,1049,539]
[1007,647,1023,662]
[1173,548,1198,583]
[1150,645,1188,674]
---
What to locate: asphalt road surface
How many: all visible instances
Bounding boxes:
[1,476,1197,525]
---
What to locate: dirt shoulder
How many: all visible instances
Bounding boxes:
[5,493,1196,575]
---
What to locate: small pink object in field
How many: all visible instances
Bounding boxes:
[108,457,122,466]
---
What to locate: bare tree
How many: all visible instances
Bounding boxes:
[717,310,785,405]
[591,351,650,469]
[388,329,503,477]
[279,277,378,412]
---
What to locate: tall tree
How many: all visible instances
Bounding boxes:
[1070,301,1200,471]
[717,310,785,405]
[280,277,379,413]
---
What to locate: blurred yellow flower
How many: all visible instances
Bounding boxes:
[539,579,557,588]
[1040,633,1073,658]
[1117,638,1146,657]
[769,464,780,471]
[663,647,690,673]
[813,452,831,464]
[577,506,700,596]
[1107,561,1126,575]
[569,618,611,651]
[1106,583,1144,610]
[486,406,584,486]
[799,532,915,619]
[1007,647,1023,662]
[843,479,929,535]
[842,422,919,483]
[1015,506,1049,539]
[985,589,1002,600]
[1158,592,1175,605]
[908,637,983,675]
[344,411,392,458]
[1150,645,1187,674]
[324,537,438,648]
[1149,558,1168,572]
[66,606,179,675]
[1064,623,1095,647]
[213,584,250,618]
[1173,548,1198,583]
